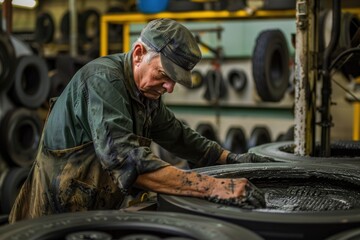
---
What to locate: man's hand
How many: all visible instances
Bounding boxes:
[226,152,275,164]
[206,178,266,209]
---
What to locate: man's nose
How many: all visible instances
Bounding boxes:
[162,80,176,93]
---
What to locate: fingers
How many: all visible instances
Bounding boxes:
[228,153,275,164]
[205,178,266,209]
[244,181,266,208]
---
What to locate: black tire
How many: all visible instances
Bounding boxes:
[158,163,360,240]
[227,69,247,93]
[248,126,272,149]
[0,108,42,167]
[249,141,360,165]
[9,55,50,109]
[275,133,285,142]
[223,127,247,154]
[196,123,219,144]
[252,29,290,102]
[0,32,16,92]
[278,125,294,141]
[203,70,227,101]
[48,70,70,98]
[0,210,263,240]
[0,168,29,214]
[55,54,75,78]
[79,9,100,43]
[34,12,55,44]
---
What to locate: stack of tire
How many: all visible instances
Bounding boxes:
[0,29,49,218]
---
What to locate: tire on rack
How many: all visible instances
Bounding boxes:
[47,70,70,99]
[228,69,247,93]
[79,9,100,44]
[8,55,50,109]
[203,70,227,101]
[248,126,272,149]
[277,125,295,142]
[0,31,16,92]
[158,163,360,240]
[34,12,55,44]
[0,108,42,167]
[248,141,360,166]
[196,123,220,144]
[0,167,29,214]
[252,29,289,102]
[223,127,247,154]
[0,210,263,240]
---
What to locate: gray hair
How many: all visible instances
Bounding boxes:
[132,37,160,63]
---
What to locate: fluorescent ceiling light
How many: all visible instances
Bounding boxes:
[0,0,37,8]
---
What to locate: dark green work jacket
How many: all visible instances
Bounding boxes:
[9,51,223,222]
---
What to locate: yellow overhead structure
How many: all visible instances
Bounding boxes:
[100,8,360,56]
[100,9,296,56]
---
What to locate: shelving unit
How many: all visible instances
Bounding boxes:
[100,9,296,55]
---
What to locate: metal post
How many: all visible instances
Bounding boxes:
[69,0,78,57]
[294,0,317,156]
[2,0,12,33]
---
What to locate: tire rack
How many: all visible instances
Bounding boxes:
[0,32,49,215]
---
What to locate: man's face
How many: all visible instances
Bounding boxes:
[135,55,176,100]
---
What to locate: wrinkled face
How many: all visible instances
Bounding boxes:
[133,45,176,100]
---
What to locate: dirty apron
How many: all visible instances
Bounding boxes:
[8,98,128,223]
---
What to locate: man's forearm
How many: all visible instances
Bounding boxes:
[135,165,216,198]
[135,165,265,208]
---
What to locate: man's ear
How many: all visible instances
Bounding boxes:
[133,44,146,64]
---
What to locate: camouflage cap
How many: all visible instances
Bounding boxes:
[140,18,202,88]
